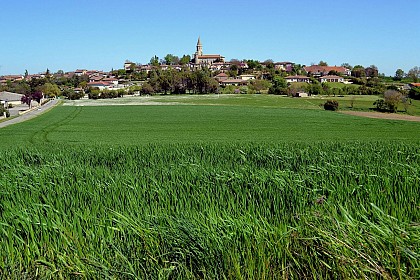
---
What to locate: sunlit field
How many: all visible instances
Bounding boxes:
[0,97,419,279]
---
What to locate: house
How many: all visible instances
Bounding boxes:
[0,91,23,107]
[304,65,350,77]
[239,74,256,81]
[220,79,247,86]
[87,82,113,90]
[102,77,119,85]
[124,61,135,72]
[296,92,309,97]
[285,75,310,83]
[75,69,88,76]
[0,75,24,85]
[193,37,225,67]
[215,73,228,82]
[138,65,152,73]
[274,62,294,72]
[319,75,344,83]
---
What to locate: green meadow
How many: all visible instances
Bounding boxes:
[0,97,419,279]
[1,102,420,146]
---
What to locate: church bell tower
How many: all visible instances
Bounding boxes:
[196,36,203,56]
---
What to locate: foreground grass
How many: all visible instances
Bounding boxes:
[0,143,419,279]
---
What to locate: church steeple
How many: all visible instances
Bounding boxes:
[196,36,203,56]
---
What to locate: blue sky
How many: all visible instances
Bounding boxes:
[0,0,419,76]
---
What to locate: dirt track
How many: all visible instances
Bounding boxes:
[341,111,420,122]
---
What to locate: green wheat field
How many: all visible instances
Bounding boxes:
[0,99,419,279]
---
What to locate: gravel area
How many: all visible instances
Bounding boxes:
[340,111,420,122]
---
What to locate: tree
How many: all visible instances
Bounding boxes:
[407,66,420,82]
[394,69,405,81]
[308,82,323,95]
[248,79,270,94]
[150,55,160,67]
[164,54,179,65]
[21,93,33,108]
[264,59,274,69]
[32,91,43,104]
[409,86,420,100]
[179,55,191,65]
[40,82,60,98]
[341,63,353,70]
[383,89,402,112]
[140,83,155,95]
[268,75,287,95]
[319,61,328,66]
[246,60,260,70]
[366,65,378,78]
[323,100,339,111]
[351,65,366,78]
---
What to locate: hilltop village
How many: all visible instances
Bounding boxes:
[1,37,420,110]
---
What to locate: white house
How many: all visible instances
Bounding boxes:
[319,75,344,83]
[0,91,23,107]
[285,75,310,83]
[239,74,256,81]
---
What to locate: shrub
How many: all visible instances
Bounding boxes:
[0,104,10,118]
[323,100,339,111]
[374,90,402,112]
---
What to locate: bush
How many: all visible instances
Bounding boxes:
[0,104,10,118]
[323,100,339,111]
[380,90,402,112]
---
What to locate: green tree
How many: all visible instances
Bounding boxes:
[351,65,366,78]
[319,61,328,66]
[140,83,155,95]
[150,55,160,67]
[249,79,270,94]
[341,63,352,70]
[407,66,420,82]
[246,60,260,70]
[308,82,323,95]
[268,75,287,95]
[179,55,191,65]
[394,69,405,81]
[40,83,60,98]
[383,89,402,112]
[164,54,180,65]
[264,59,274,69]
[62,88,84,100]
[409,86,420,100]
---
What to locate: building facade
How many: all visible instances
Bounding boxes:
[194,37,225,66]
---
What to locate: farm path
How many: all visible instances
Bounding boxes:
[340,110,420,122]
[0,99,60,129]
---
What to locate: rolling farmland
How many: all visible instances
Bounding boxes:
[0,99,419,279]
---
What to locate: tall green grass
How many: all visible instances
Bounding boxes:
[0,142,419,279]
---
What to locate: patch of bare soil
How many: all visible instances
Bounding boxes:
[340,111,420,122]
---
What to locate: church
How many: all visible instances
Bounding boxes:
[193,37,225,66]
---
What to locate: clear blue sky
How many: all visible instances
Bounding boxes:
[0,0,419,76]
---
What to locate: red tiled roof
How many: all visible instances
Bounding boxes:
[304,65,347,74]
[198,55,223,58]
